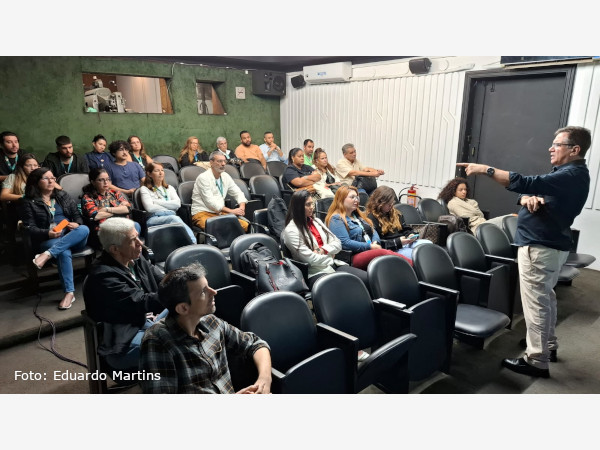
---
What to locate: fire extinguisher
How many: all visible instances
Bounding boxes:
[407,184,418,208]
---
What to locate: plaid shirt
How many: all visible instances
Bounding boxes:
[139,315,269,394]
[81,189,131,230]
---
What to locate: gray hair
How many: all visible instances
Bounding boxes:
[98,217,136,250]
[158,262,207,315]
[216,136,227,145]
[210,151,226,161]
[341,143,355,155]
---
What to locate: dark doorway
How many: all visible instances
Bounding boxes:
[456,67,576,218]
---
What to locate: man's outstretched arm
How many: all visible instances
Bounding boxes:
[456,163,510,186]
[237,347,272,394]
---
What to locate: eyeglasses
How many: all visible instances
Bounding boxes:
[95,178,111,183]
[347,195,359,200]
[41,177,57,182]
[551,142,575,150]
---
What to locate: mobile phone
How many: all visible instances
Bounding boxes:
[52,219,69,232]
[410,233,419,239]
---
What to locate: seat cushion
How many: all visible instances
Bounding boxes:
[454,304,510,338]
[564,253,595,268]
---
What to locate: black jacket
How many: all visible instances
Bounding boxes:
[83,251,164,355]
[42,151,89,177]
[19,189,84,250]
[367,213,414,241]
[179,151,209,167]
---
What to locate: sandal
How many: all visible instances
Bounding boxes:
[58,294,76,310]
[32,251,51,270]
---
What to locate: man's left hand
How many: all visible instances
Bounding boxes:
[236,376,272,394]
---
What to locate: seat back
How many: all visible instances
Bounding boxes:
[153,155,180,174]
[359,191,369,207]
[446,232,488,272]
[132,188,144,210]
[204,215,245,250]
[367,255,421,307]
[418,198,446,222]
[163,168,179,189]
[240,162,266,179]
[278,174,289,191]
[164,244,232,288]
[223,164,241,179]
[438,198,451,215]
[57,173,89,202]
[241,291,319,372]
[315,197,333,222]
[312,272,378,349]
[502,215,518,243]
[249,174,281,208]
[476,222,514,258]
[145,223,195,264]
[394,203,423,225]
[177,181,195,205]
[229,233,281,272]
[232,178,251,200]
[267,160,287,178]
[252,208,271,235]
[179,165,206,182]
[412,243,459,290]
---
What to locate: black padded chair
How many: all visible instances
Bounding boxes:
[412,243,511,348]
[165,244,255,327]
[175,181,203,240]
[418,197,446,222]
[267,160,287,179]
[223,164,241,180]
[144,223,195,270]
[501,215,518,244]
[311,272,417,393]
[240,291,355,393]
[56,173,89,203]
[179,165,206,182]
[163,168,179,189]
[446,231,516,326]
[564,229,596,268]
[199,214,246,260]
[249,174,293,209]
[153,155,180,174]
[359,191,369,208]
[395,203,446,246]
[367,256,457,381]
[239,161,266,182]
[226,178,262,222]
[315,197,333,222]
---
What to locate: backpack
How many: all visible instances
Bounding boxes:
[267,196,287,239]
[438,214,469,235]
[239,242,308,294]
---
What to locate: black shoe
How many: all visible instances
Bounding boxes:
[518,338,557,362]
[501,357,550,378]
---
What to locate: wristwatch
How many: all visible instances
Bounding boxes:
[486,167,495,177]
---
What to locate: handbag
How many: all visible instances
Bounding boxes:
[257,258,309,294]
[352,176,377,194]
[410,223,441,245]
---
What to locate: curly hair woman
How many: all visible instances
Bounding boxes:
[366,186,432,259]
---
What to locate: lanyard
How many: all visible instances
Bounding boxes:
[47,199,56,219]
[215,177,224,196]
[153,186,169,201]
[351,214,371,244]
[63,157,73,174]
[133,154,144,166]
[4,154,18,172]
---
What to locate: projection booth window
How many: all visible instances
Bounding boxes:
[196,82,226,115]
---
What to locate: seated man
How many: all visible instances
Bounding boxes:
[42,135,90,177]
[335,143,384,185]
[139,262,272,393]
[303,139,315,166]
[259,131,286,163]
[83,217,168,371]
[282,147,321,193]
[191,151,250,232]
[235,130,267,169]
[0,131,23,183]
[105,140,145,197]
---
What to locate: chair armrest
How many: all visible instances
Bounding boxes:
[335,249,353,265]
[196,230,218,246]
[270,367,286,394]
[373,298,407,312]
[249,193,265,209]
[455,266,492,308]
[455,266,493,281]
[418,281,460,304]
[380,238,400,251]
[231,270,256,301]
[484,254,517,266]
[316,322,359,394]
[142,246,155,265]
[250,221,270,234]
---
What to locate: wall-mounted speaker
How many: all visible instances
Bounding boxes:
[290,74,306,89]
[252,70,286,96]
[409,58,432,75]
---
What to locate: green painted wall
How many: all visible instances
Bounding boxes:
[0,56,281,160]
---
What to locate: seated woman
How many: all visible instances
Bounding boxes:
[312,148,344,199]
[438,177,512,234]
[81,167,140,248]
[85,134,112,170]
[20,168,90,310]
[281,189,370,289]
[179,136,209,167]
[366,186,432,259]
[282,147,321,194]
[325,185,412,270]
[127,135,153,168]
[105,140,145,198]
[139,162,196,243]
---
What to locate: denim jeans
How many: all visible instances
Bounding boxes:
[39,225,90,293]
[396,239,432,259]
[105,308,169,371]
[147,214,197,243]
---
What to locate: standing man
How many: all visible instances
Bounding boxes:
[0,131,23,183]
[303,139,315,166]
[259,131,286,163]
[139,262,272,394]
[213,136,233,160]
[235,130,267,169]
[42,135,90,178]
[457,126,591,378]
[336,143,385,185]
[191,151,250,232]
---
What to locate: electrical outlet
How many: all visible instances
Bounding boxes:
[235,87,245,99]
